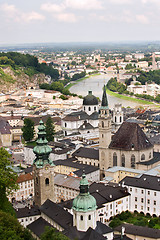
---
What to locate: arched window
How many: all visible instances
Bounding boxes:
[45,178,49,185]
[94,106,96,111]
[88,107,91,111]
[121,154,125,167]
[113,152,117,166]
[149,152,151,159]
[131,154,135,168]
[141,154,145,161]
[115,116,117,123]
[80,215,83,221]
[65,122,67,127]
[88,215,91,220]
[120,116,122,122]
[102,121,104,128]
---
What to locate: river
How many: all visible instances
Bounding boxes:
[70,74,145,109]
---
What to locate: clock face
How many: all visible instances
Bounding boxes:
[45,167,48,170]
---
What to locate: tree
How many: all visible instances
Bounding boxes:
[45,117,55,142]
[0,210,35,240]
[41,226,69,240]
[0,147,18,214]
[22,118,35,142]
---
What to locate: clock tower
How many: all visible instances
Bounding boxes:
[33,120,55,206]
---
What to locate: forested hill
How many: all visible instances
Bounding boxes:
[0,52,59,79]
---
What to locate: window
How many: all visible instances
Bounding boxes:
[65,123,67,127]
[148,199,150,204]
[141,198,144,203]
[154,192,156,196]
[131,154,135,168]
[130,188,132,192]
[135,197,137,202]
[141,190,144,194]
[149,152,151,158]
[141,154,145,161]
[154,201,156,205]
[102,121,104,128]
[135,205,137,209]
[147,207,150,211]
[80,215,83,221]
[121,154,125,167]
[120,116,122,122]
[94,107,96,111]
[115,116,117,123]
[148,191,150,195]
[88,215,91,220]
[113,152,117,166]
[45,178,49,185]
[141,206,143,210]
[88,107,91,111]
[102,134,104,138]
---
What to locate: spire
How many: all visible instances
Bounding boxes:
[101,85,108,108]
[33,120,54,168]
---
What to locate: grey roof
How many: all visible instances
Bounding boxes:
[40,199,73,230]
[63,111,89,121]
[27,217,53,238]
[54,174,80,191]
[149,134,160,145]
[115,224,160,239]
[80,227,107,240]
[109,122,153,151]
[89,112,99,120]
[0,117,11,134]
[72,147,99,160]
[16,206,40,218]
[95,221,113,234]
[54,158,99,175]
[78,121,95,130]
[120,174,160,191]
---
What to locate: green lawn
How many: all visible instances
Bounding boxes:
[105,87,156,105]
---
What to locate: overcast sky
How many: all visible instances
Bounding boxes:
[0,0,160,45]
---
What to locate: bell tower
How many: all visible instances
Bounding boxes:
[72,173,97,232]
[33,120,55,206]
[99,86,112,177]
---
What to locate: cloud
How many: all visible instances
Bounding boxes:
[109,0,133,4]
[136,14,149,24]
[41,3,65,13]
[54,12,77,22]
[64,0,103,10]
[0,3,45,23]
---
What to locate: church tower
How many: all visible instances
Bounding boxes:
[112,103,123,131]
[72,173,97,232]
[33,120,55,206]
[99,86,112,177]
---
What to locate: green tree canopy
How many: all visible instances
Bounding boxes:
[41,226,70,240]
[0,147,18,214]
[22,118,35,142]
[45,117,55,142]
[0,210,35,240]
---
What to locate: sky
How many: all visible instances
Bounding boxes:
[0,0,160,45]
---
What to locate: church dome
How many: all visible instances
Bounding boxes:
[83,91,98,106]
[72,174,97,212]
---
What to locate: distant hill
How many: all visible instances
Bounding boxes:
[0,52,59,92]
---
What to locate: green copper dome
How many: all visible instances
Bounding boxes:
[72,174,97,212]
[33,120,54,168]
